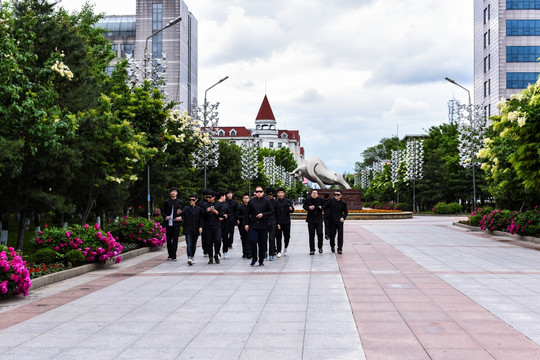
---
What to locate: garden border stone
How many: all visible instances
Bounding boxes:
[453,222,540,245]
[30,235,184,291]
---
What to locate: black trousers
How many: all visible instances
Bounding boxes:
[268,224,277,256]
[276,222,291,253]
[238,224,250,256]
[307,222,323,252]
[203,227,221,258]
[329,221,344,251]
[249,228,268,264]
[227,221,236,248]
[221,223,229,252]
[166,225,181,259]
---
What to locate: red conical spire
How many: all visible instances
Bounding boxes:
[255,95,276,121]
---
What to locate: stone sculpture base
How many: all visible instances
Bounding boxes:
[317,189,362,210]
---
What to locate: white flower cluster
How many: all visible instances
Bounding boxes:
[360,168,371,189]
[457,105,486,169]
[241,140,258,181]
[51,60,73,80]
[405,139,423,181]
[391,149,404,183]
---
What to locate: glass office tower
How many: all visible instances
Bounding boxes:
[474,0,540,116]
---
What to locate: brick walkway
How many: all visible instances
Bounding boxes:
[1,216,540,359]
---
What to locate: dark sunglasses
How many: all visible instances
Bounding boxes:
[255,190,263,193]
[334,193,342,196]
[204,195,212,198]
[189,198,197,201]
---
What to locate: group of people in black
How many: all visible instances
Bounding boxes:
[160,186,347,266]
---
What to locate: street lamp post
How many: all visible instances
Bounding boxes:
[445,77,483,211]
[193,76,229,188]
[143,15,182,219]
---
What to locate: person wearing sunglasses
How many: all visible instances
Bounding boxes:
[324,190,348,254]
[244,186,274,267]
[201,190,225,264]
[182,194,204,265]
[236,193,252,259]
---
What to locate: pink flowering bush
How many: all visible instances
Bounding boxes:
[34,223,123,264]
[109,216,166,248]
[465,207,540,237]
[0,245,32,297]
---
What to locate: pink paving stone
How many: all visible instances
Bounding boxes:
[338,223,540,359]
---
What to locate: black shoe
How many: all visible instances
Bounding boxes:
[338,249,342,254]
[214,255,220,264]
[309,251,315,255]
[319,248,323,254]
[208,258,214,264]
[242,254,247,258]
[259,263,264,266]
[331,248,335,253]
[250,260,257,266]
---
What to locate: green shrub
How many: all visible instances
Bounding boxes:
[480,209,514,232]
[467,207,494,226]
[434,202,462,214]
[64,250,86,266]
[32,248,62,264]
[108,217,166,247]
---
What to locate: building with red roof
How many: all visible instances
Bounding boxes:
[213,95,304,164]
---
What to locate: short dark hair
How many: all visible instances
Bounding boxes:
[324,193,330,199]
[334,190,343,194]
[266,187,275,195]
[242,193,250,198]
[311,189,319,193]
[226,190,233,194]
[276,187,285,193]
[216,191,225,198]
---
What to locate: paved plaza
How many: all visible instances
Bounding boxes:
[2,216,540,359]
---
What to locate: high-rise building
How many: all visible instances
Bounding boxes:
[474,1,540,116]
[96,0,198,114]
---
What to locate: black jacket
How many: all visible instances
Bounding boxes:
[225,198,238,223]
[161,198,184,227]
[182,204,204,236]
[324,198,348,223]
[236,202,248,226]
[219,201,229,230]
[202,201,224,231]
[303,196,324,223]
[244,197,274,230]
[276,197,295,225]
[268,197,278,226]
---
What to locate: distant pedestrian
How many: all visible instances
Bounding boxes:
[217,191,230,258]
[323,193,331,240]
[245,186,274,266]
[225,190,238,252]
[275,188,294,257]
[325,190,348,254]
[236,193,251,259]
[303,189,324,255]
[266,187,279,261]
[182,194,204,265]
[161,186,184,261]
[200,188,212,257]
[202,191,224,264]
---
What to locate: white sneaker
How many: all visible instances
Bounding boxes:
[187,258,193,266]
[276,252,281,258]
[284,248,288,256]
[224,252,228,259]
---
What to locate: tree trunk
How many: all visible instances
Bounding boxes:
[81,195,96,225]
[16,210,28,250]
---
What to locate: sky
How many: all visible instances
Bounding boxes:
[59,0,474,173]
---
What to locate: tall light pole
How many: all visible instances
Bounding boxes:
[445,76,482,211]
[143,15,182,219]
[195,76,229,188]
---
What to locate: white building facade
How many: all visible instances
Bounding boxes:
[474,0,540,116]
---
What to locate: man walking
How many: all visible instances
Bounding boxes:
[182,194,204,265]
[303,189,324,255]
[266,187,279,261]
[161,186,183,261]
[225,190,238,251]
[202,191,224,264]
[244,186,273,266]
[325,190,348,254]
[217,192,230,259]
[275,187,294,257]
[236,193,251,259]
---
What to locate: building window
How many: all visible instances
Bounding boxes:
[488,5,490,20]
[217,129,225,136]
[484,81,488,97]
[507,72,540,88]
[484,32,487,49]
[278,142,282,148]
[507,46,540,62]
[106,65,115,75]
[229,129,237,136]
[507,20,540,36]
[121,44,134,58]
[281,133,288,139]
[152,4,163,59]
[507,0,540,10]
[269,142,274,148]
[484,56,488,73]
[488,29,490,45]
[488,54,490,70]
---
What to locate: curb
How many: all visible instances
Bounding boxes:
[453,222,540,245]
[30,236,184,291]
[290,212,413,220]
